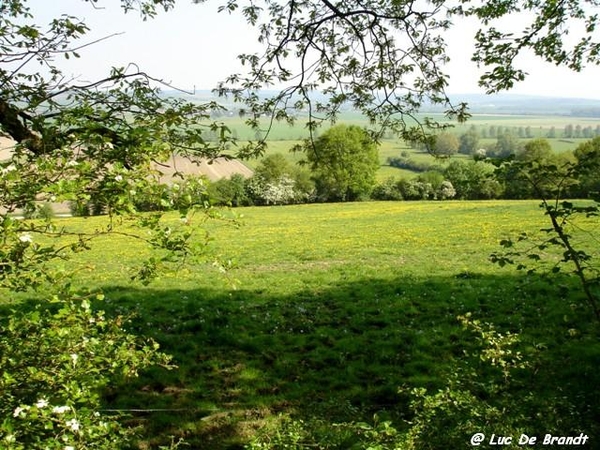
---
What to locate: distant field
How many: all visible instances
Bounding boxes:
[226,111,600,180]
[222,112,600,141]
[9,200,598,448]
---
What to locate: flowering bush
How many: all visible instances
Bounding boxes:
[0,296,174,449]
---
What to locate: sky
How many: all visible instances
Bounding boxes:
[26,0,600,100]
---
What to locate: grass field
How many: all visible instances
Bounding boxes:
[7,200,599,448]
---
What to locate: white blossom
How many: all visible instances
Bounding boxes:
[13,406,28,417]
[65,445,75,450]
[70,353,78,365]
[53,405,71,414]
[66,160,78,167]
[35,398,49,409]
[114,175,123,182]
[66,418,80,432]
[19,233,33,243]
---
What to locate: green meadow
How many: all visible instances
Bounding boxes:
[8,200,599,448]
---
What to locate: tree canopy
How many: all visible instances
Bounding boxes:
[205,0,600,141]
[3,0,600,156]
[295,124,380,201]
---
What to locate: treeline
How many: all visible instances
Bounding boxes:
[454,123,600,140]
[68,136,600,216]
[207,137,600,206]
[408,124,600,160]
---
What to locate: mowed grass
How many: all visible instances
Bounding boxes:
[7,201,600,448]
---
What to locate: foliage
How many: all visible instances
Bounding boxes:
[0,1,246,447]
[459,128,480,155]
[294,125,379,202]
[573,137,600,198]
[209,173,252,207]
[491,139,600,320]
[397,314,534,450]
[387,156,442,173]
[432,132,459,157]
[491,131,522,158]
[247,153,315,205]
[0,295,174,449]
[371,177,404,201]
[208,0,599,146]
[443,160,502,200]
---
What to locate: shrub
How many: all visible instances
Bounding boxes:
[209,174,251,207]
[372,177,404,200]
[387,157,442,173]
[0,296,173,449]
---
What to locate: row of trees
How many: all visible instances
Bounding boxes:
[63,131,600,214]
[411,125,600,159]
[204,136,600,208]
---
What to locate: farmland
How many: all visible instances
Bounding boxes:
[221,111,600,181]
[6,200,599,448]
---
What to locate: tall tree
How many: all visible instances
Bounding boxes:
[491,131,522,158]
[294,124,379,201]
[434,132,459,157]
[564,124,575,138]
[459,129,480,155]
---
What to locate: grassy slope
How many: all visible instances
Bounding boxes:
[10,200,598,448]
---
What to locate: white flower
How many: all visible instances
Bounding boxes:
[13,406,28,417]
[19,233,32,243]
[114,175,123,182]
[66,418,80,432]
[53,405,70,414]
[1,164,16,174]
[70,353,78,365]
[35,398,49,409]
[65,446,75,450]
[66,160,78,167]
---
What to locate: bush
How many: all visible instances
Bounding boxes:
[372,177,404,200]
[209,174,251,207]
[0,296,173,449]
[387,157,442,173]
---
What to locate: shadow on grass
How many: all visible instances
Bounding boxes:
[4,272,600,449]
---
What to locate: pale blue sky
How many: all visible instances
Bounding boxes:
[29,0,600,99]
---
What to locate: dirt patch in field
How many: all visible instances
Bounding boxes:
[155,154,253,182]
[0,137,14,160]
[0,137,253,181]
